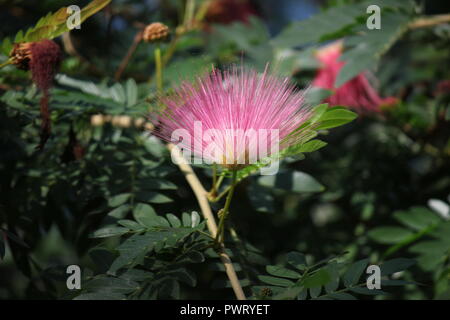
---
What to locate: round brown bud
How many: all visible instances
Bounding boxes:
[143,22,170,43]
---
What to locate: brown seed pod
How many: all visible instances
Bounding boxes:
[143,22,170,43]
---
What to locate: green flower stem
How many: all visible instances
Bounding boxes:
[215,170,238,244]
[211,163,218,196]
[210,180,231,203]
[215,174,225,191]
[194,0,212,22]
[0,59,12,69]
[183,0,196,28]
[161,37,179,67]
[154,46,163,93]
[208,169,231,202]
[209,184,228,203]
[209,165,226,199]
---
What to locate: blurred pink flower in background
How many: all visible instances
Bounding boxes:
[205,0,259,25]
[435,80,450,96]
[312,42,397,113]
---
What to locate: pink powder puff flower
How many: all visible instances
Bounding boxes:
[312,42,397,113]
[151,66,315,170]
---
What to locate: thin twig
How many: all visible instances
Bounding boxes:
[61,32,103,76]
[0,59,12,69]
[162,34,180,67]
[114,30,143,81]
[210,163,218,197]
[62,32,82,60]
[409,14,450,29]
[161,0,211,67]
[210,183,231,203]
[194,0,212,22]
[167,144,246,300]
[183,0,196,28]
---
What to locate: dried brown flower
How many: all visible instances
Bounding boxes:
[10,42,32,70]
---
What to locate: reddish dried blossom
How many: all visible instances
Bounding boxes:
[11,39,62,149]
[205,0,258,25]
[28,40,62,92]
[435,80,450,96]
[312,42,397,113]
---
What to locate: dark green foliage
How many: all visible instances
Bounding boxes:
[253,253,415,300]
[0,0,449,301]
